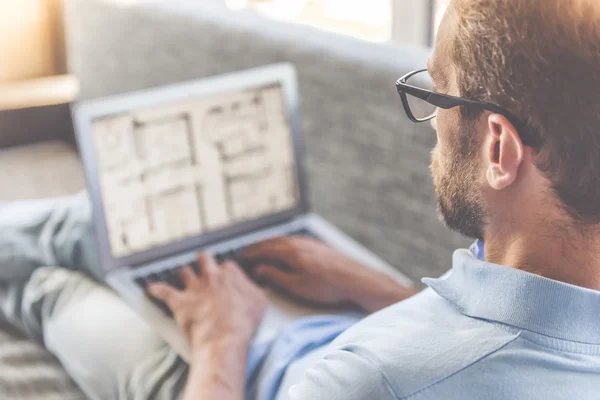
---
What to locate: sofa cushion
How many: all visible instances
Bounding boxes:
[0,141,85,201]
[0,327,85,400]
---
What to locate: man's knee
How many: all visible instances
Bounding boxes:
[0,193,99,281]
[37,268,164,368]
[20,267,175,399]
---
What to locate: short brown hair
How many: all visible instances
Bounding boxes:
[451,0,600,224]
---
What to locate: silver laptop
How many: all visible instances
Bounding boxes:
[73,63,410,361]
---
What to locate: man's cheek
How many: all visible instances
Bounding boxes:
[430,115,438,132]
[430,146,440,169]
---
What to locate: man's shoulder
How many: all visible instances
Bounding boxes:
[327,288,521,398]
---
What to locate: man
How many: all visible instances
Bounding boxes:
[1,0,600,398]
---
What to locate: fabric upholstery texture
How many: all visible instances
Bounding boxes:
[0,327,85,400]
[0,145,85,398]
[0,141,85,201]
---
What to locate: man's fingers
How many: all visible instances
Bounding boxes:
[178,265,197,287]
[224,260,264,289]
[147,282,180,305]
[197,252,219,275]
[253,264,295,287]
[243,237,295,260]
[222,260,243,274]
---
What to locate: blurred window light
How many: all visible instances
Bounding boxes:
[225,0,393,43]
[0,0,57,82]
[433,0,449,38]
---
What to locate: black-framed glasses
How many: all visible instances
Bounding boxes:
[396,69,538,147]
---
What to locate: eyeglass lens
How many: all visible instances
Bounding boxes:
[405,71,437,121]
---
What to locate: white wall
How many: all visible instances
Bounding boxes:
[390,0,432,47]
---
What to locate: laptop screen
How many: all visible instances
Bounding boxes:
[91,83,299,258]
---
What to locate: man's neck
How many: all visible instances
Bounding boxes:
[484,220,600,291]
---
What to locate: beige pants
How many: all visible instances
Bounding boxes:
[0,194,188,399]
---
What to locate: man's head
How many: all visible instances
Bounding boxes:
[430,0,600,241]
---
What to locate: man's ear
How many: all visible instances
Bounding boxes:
[485,114,524,190]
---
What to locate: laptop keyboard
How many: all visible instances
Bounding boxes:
[135,228,318,317]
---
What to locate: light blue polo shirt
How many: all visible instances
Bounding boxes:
[276,245,600,399]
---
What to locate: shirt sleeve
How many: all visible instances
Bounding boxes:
[287,349,397,400]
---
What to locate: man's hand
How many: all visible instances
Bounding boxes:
[147,252,267,347]
[243,236,416,313]
[147,253,267,400]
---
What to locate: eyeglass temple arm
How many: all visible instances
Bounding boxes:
[398,82,537,146]
[397,84,458,109]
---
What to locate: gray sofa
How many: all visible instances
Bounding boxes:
[66,0,468,280]
[0,0,467,397]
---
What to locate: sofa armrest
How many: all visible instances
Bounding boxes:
[0,104,76,149]
[0,75,79,149]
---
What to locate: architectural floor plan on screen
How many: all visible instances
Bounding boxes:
[92,85,298,257]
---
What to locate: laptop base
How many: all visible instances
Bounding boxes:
[106,213,412,361]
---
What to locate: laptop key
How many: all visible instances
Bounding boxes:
[134,276,147,289]
[225,249,238,263]
[145,273,162,284]
[215,250,235,264]
[214,252,226,264]
[216,249,250,271]
[190,261,201,275]
[157,268,184,290]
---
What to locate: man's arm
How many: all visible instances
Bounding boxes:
[243,236,417,313]
[343,266,417,313]
[288,348,396,400]
[183,340,248,400]
[148,253,267,400]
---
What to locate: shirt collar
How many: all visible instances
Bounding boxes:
[423,249,600,344]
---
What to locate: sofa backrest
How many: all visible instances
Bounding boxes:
[64,0,468,280]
